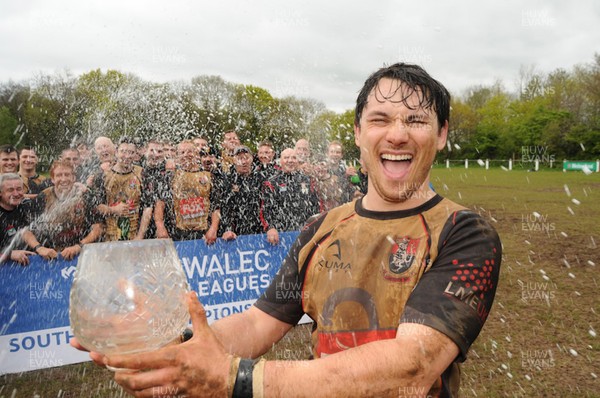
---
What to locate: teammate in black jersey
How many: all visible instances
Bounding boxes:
[0,173,34,265]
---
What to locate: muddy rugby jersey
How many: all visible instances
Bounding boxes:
[94,166,143,241]
[256,195,501,397]
[161,169,216,233]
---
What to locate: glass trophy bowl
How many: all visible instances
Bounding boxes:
[69,239,190,357]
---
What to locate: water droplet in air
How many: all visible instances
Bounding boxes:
[582,166,593,175]
[572,198,581,205]
[568,348,578,357]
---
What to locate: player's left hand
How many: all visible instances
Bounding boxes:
[204,227,218,245]
[61,245,81,260]
[222,231,237,241]
[36,246,58,260]
[107,292,232,398]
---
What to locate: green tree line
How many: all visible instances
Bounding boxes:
[1,55,599,168]
[447,55,600,164]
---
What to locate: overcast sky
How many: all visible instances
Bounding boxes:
[1,0,599,112]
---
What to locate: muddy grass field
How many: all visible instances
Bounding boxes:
[2,167,599,397]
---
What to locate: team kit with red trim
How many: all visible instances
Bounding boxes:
[256,194,501,397]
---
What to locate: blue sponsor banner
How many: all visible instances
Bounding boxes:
[0,233,298,374]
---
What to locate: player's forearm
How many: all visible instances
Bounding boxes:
[82,224,103,245]
[135,207,153,239]
[97,204,112,216]
[264,338,441,398]
[154,200,166,228]
[21,229,40,248]
[209,209,220,231]
[211,308,291,359]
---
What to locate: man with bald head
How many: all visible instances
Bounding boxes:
[94,136,116,171]
[220,130,241,174]
[294,138,313,175]
[261,147,319,244]
[80,136,116,186]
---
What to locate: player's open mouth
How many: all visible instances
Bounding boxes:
[381,153,412,177]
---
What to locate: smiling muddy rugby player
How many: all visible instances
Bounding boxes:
[73,63,501,398]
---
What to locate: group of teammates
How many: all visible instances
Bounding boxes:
[0,131,367,265]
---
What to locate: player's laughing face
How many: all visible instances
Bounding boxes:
[177,142,200,171]
[354,77,447,210]
[51,166,76,196]
[117,143,136,169]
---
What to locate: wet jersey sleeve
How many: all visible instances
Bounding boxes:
[400,211,502,362]
[254,213,326,325]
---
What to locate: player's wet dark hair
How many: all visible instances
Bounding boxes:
[354,63,450,130]
[18,145,36,155]
[0,144,18,156]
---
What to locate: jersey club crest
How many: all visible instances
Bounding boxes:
[387,237,420,277]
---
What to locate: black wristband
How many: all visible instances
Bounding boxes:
[33,244,42,252]
[180,328,193,343]
[232,358,254,398]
